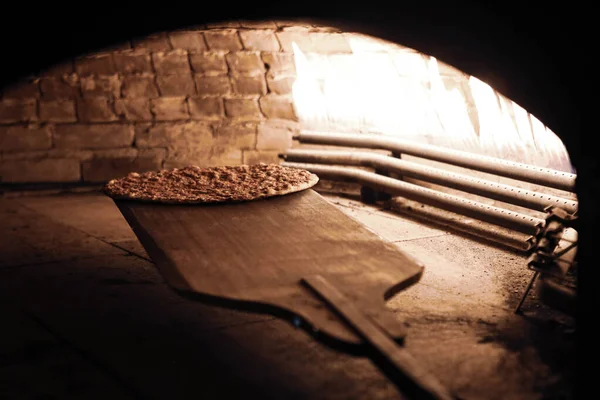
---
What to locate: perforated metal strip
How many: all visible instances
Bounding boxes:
[283,162,545,235]
[282,149,578,214]
[296,131,576,192]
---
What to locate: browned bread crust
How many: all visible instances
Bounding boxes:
[103,163,319,204]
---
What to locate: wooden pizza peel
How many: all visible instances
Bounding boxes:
[113,188,454,400]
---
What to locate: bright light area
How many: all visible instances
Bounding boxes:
[291,34,573,172]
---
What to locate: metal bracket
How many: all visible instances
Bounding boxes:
[360,152,403,204]
[515,206,577,314]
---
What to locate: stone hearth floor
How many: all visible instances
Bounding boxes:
[0,190,575,399]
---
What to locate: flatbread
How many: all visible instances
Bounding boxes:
[103,163,319,204]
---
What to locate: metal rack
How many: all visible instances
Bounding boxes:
[281,130,579,316]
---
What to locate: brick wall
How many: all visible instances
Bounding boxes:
[0,20,354,185]
[0,19,571,187]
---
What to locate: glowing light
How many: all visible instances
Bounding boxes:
[469,76,523,158]
[290,35,572,171]
[428,57,476,141]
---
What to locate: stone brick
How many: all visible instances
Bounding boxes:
[168,31,207,51]
[274,21,315,28]
[0,100,37,124]
[150,97,189,121]
[138,148,168,160]
[39,100,77,122]
[275,29,312,53]
[209,148,242,165]
[242,149,281,165]
[302,53,334,80]
[337,52,396,82]
[261,53,296,74]
[40,61,74,77]
[310,24,342,32]
[133,123,152,143]
[189,53,228,74]
[266,74,295,94]
[231,74,267,95]
[204,30,243,51]
[0,158,80,183]
[214,121,256,149]
[114,98,152,121]
[132,34,172,52]
[441,75,466,93]
[156,74,196,96]
[0,125,51,152]
[80,74,121,98]
[54,124,134,149]
[164,148,243,169]
[239,20,278,29]
[276,30,352,53]
[74,54,116,76]
[0,148,94,161]
[308,32,352,53]
[2,80,40,99]
[443,78,477,126]
[151,50,191,74]
[113,51,152,74]
[390,51,429,80]
[259,95,297,120]
[256,121,295,150]
[135,121,213,148]
[223,98,262,119]
[40,77,78,99]
[239,30,280,51]
[194,75,231,95]
[83,148,138,160]
[82,155,163,182]
[77,97,118,122]
[225,52,265,74]
[121,75,159,98]
[437,59,468,78]
[188,97,224,119]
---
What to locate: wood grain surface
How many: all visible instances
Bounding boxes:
[115,189,425,349]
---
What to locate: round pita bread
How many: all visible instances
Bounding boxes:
[103,163,319,204]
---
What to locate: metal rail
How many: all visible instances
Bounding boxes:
[389,199,536,253]
[282,162,545,236]
[281,149,578,214]
[294,131,576,192]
